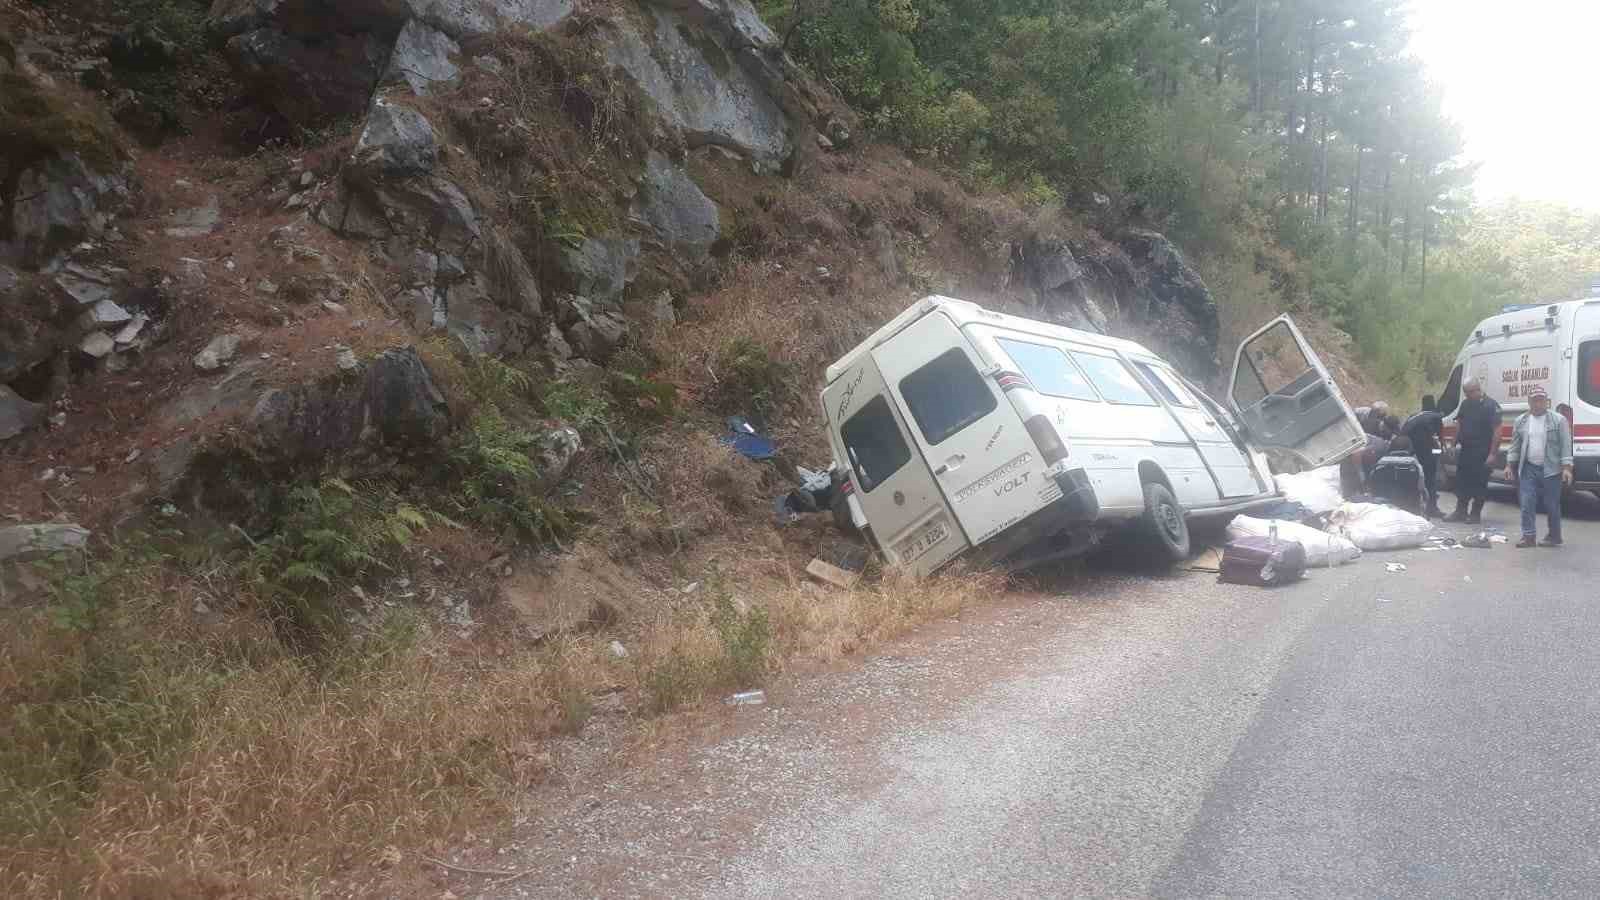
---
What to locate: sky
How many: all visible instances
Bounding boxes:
[1407,0,1600,211]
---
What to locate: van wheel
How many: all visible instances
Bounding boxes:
[1142,483,1191,562]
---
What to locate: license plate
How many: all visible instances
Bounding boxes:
[898,517,951,562]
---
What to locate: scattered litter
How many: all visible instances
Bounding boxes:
[726,690,766,707]
[721,416,776,461]
[124,448,141,464]
[1462,532,1493,549]
[1188,546,1224,573]
[1385,563,1407,573]
[1378,597,1393,604]
[1463,575,1473,584]
[806,557,860,590]
[1490,534,1508,544]
[682,581,701,595]
[608,641,628,660]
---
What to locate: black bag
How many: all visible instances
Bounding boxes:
[1219,534,1308,587]
[1369,453,1426,513]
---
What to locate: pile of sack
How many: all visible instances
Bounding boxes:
[1216,463,1435,586]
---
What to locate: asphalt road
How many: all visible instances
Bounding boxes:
[479,493,1600,900]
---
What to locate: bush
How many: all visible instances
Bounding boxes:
[712,337,793,429]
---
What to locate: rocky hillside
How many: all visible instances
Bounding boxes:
[1,0,1231,491]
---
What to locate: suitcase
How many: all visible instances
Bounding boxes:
[1369,453,1426,513]
[1219,532,1308,587]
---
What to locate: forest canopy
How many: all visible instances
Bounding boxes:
[760,0,1600,397]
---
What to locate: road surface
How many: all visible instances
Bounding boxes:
[470,494,1600,899]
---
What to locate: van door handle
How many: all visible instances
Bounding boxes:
[934,464,950,475]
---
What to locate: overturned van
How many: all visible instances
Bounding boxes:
[822,296,1365,575]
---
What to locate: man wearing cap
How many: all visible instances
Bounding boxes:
[1504,385,1574,547]
[1447,377,1500,524]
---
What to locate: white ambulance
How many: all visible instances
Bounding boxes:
[1439,291,1600,495]
[822,296,1365,575]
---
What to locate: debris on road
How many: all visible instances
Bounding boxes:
[1386,563,1407,573]
[1188,546,1224,573]
[726,690,766,707]
[721,416,776,461]
[806,557,861,590]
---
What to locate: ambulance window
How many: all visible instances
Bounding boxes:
[1438,365,1463,416]
[1581,342,1600,408]
[1071,353,1158,406]
[995,338,1099,401]
[899,349,998,445]
[840,396,912,493]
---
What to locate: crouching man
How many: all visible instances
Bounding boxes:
[1505,385,1574,548]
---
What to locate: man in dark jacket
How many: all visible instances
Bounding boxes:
[1403,396,1446,518]
[1447,377,1501,524]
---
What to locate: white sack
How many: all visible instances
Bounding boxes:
[1226,516,1362,567]
[1274,465,1345,515]
[1330,501,1433,551]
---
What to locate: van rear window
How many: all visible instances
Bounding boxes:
[899,349,998,445]
[841,395,912,493]
[1581,342,1600,409]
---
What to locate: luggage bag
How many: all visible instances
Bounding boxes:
[1369,453,1426,514]
[1219,532,1308,587]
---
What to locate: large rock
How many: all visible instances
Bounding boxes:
[1120,230,1218,325]
[9,153,129,266]
[602,6,792,170]
[632,152,719,259]
[558,235,638,307]
[349,98,439,180]
[318,175,480,253]
[194,333,242,371]
[224,27,388,127]
[0,385,46,441]
[409,0,576,38]
[1119,230,1221,379]
[247,346,449,465]
[384,18,459,95]
[0,523,90,562]
[444,273,534,356]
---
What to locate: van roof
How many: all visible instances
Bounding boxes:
[823,295,1157,386]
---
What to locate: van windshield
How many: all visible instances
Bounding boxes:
[841,395,913,493]
[1439,365,1463,416]
[899,349,998,445]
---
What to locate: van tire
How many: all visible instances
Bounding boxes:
[1142,483,1191,562]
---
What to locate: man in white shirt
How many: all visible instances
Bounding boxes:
[1504,385,1575,547]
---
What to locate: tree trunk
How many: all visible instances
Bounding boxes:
[1380,147,1393,253]
[1401,146,1415,275]
[1252,0,1262,118]
[1348,145,1363,242]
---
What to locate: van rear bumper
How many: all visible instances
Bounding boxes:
[1055,467,1100,523]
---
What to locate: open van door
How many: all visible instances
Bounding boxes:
[1228,315,1365,469]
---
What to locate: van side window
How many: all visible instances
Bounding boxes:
[1071,353,1158,406]
[841,396,912,493]
[1133,362,1196,408]
[995,337,1099,401]
[899,349,998,445]
[1439,365,1463,416]
[1581,342,1600,409]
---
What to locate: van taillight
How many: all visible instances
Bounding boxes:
[1024,414,1068,465]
